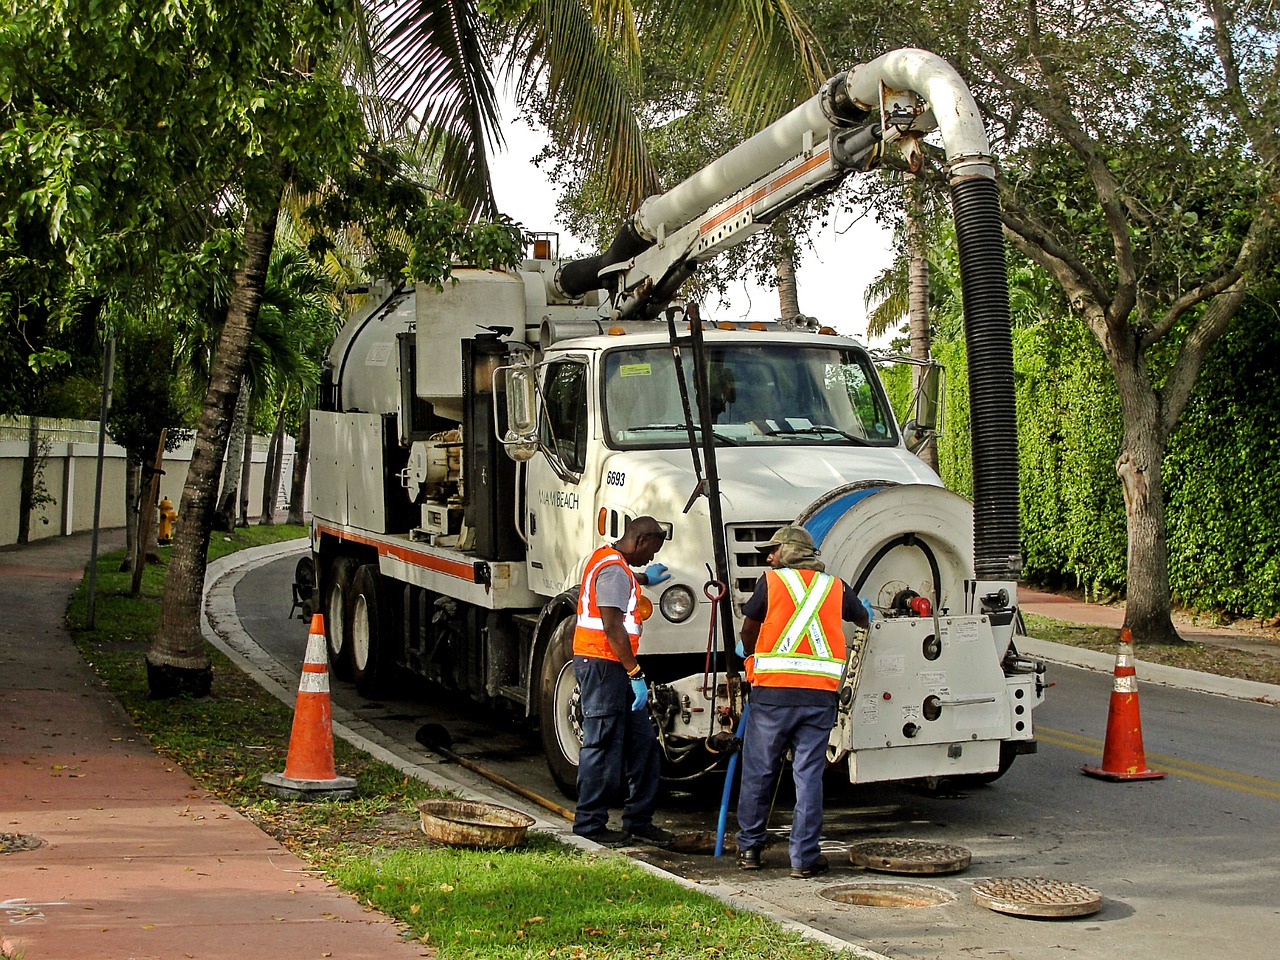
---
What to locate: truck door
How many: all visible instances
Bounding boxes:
[525,357,595,594]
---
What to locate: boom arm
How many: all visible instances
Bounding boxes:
[556,48,996,321]
[557,46,1024,584]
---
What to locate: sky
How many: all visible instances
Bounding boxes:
[488,112,901,347]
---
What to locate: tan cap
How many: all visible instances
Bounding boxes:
[759,525,817,552]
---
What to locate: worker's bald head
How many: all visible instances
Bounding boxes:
[616,515,666,566]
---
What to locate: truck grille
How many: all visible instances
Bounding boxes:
[725,522,788,612]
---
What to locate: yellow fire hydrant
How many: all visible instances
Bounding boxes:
[157,497,177,545]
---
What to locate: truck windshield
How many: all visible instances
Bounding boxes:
[603,343,897,449]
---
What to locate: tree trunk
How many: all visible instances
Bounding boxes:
[148,207,280,698]
[237,421,253,527]
[130,430,166,598]
[119,458,139,572]
[213,379,249,532]
[773,217,801,320]
[286,413,310,526]
[260,399,287,525]
[1111,349,1181,644]
[17,416,38,544]
[905,174,938,474]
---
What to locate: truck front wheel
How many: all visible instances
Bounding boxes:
[538,616,582,798]
[349,564,391,699]
[323,557,357,680]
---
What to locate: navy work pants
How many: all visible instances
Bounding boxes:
[571,655,661,836]
[734,700,836,870]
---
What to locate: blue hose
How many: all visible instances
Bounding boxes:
[714,701,750,857]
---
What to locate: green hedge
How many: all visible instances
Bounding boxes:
[923,295,1280,620]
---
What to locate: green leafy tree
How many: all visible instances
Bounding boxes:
[860,0,1280,643]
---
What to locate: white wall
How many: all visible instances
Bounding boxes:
[0,418,301,547]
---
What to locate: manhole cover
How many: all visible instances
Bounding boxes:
[0,833,44,854]
[848,839,971,875]
[971,877,1103,918]
[820,881,955,908]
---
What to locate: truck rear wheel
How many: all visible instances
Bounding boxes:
[324,556,357,680]
[350,563,391,699]
[538,616,582,798]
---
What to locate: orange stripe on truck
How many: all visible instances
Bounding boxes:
[316,524,477,581]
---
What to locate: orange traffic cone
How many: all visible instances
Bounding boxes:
[1082,629,1165,782]
[262,613,358,800]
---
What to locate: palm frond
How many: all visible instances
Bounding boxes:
[508,0,658,208]
[639,0,826,122]
[374,0,504,216]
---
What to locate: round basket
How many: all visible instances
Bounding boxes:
[415,799,535,850]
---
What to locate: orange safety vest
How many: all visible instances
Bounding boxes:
[573,545,641,661]
[750,568,847,692]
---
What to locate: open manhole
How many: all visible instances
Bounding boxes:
[819,881,955,908]
[971,877,1103,918]
[0,833,44,854]
[848,839,971,875]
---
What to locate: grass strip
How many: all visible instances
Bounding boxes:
[65,525,857,959]
[1022,614,1280,686]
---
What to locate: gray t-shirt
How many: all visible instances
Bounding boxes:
[593,562,634,611]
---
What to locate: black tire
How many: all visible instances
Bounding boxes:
[538,616,582,798]
[349,563,392,699]
[293,556,316,619]
[323,556,357,680]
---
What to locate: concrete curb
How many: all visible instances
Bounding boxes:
[199,538,894,960]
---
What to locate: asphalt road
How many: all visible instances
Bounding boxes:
[231,544,1280,960]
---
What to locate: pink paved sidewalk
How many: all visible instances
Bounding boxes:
[0,531,430,959]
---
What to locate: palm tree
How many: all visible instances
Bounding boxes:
[148,0,825,696]
[379,0,824,212]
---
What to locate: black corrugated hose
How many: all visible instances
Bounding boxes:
[950,175,1023,579]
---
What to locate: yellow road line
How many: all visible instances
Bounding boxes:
[1037,726,1280,801]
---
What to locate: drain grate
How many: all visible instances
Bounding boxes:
[848,838,971,875]
[0,833,44,854]
[971,876,1103,918]
[819,881,955,908]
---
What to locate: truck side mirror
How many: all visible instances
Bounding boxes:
[913,361,944,434]
[902,361,944,454]
[494,354,540,462]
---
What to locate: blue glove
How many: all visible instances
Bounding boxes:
[861,598,875,622]
[735,638,746,659]
[643,563,670,585]
[630,676,649,711]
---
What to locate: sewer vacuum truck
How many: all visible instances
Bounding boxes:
[302,47,1046,797]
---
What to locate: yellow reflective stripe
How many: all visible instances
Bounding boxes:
[774,569,835,657]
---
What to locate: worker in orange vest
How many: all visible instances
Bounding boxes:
[570,514,674,849]
[157,497,177,545]
[734,525,869,878]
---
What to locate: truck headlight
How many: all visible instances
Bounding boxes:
[659,584,696,623]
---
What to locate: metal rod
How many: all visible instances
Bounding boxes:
[686,305,737,680]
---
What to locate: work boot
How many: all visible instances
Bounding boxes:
[628,823,676,848]
[579,827,632,849]
[790,855,829,879]
[738,846,763,870]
